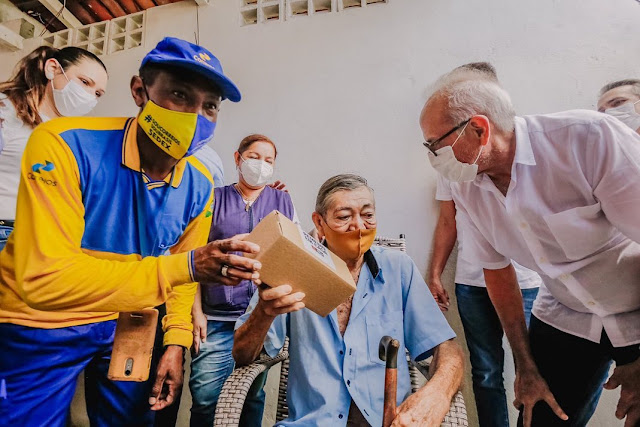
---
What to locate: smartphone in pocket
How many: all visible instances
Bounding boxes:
[107,309,158,382]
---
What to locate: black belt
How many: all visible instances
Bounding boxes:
[0,220,15,227]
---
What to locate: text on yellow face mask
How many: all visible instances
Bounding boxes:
[137,100,199,159]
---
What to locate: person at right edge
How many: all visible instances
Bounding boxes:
[420,66,640,427]
[597,79,640,134]
[427,62,541,427]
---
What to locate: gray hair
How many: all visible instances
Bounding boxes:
[427,68,516,133]
[315,174,374,217]
[599,79,640,97]
[453,62,498,81]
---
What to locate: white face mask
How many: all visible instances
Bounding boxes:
[605,100,640,132]
[239,156,274,187]
[48,61,98,117]
[427,121,483,183]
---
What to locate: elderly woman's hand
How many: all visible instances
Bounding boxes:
[191,307,207,356]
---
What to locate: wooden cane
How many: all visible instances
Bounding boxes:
[379,335,400,427]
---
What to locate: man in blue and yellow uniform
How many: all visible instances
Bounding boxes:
[0,37,263,426]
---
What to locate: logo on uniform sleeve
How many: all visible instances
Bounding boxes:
[31,161,55,173]
[29,160,57,186]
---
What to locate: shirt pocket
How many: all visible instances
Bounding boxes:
[366,311,404,366]
[543,202,620,261]
[157,214,185,253]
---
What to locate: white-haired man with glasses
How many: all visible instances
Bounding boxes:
[426,62,542,427]
[420,68,640,427]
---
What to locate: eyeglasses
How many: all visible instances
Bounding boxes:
[423,119,471,156]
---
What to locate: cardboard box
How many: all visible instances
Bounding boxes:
[244,210,356,317]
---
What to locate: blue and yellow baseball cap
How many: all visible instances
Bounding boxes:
[141,37,241,102]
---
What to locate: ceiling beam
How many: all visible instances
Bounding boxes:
[37,0,83,28]
[0,23,24,50]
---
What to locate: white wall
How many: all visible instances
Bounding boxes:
[2,0,639,425]
[2,0,638,274]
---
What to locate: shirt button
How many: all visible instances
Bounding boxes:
[338,414,343,419]
[538,256,547,263]
[347,380,351,386]
[520,222,528,229]
[339,350,344,355]
[587,301,596,306]
[559,274,569,280]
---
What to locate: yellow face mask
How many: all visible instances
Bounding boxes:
[137,99,216,159]
[321,222,377,262]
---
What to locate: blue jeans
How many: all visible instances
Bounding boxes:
[189,320,266,427]
[0,224,12,252]
[456,284,539,427]
[0,321,155,427]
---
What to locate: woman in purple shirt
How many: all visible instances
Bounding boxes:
[189,134,297,426]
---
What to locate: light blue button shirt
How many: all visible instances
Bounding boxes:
[236,246,456,426]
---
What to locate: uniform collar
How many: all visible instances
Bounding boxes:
[121,118,187,188]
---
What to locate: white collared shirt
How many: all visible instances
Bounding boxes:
[436,174,542,289]
[446,110,640,347]
[0,95,40,220]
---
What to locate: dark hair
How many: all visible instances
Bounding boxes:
[139,62,166,86]
[0,46,106,128]
[455,62,498,80]
[237,134,278,158]
[139,62,223,97]
[599,79,640,97]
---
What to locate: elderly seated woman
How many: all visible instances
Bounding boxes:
[233,174,464,426]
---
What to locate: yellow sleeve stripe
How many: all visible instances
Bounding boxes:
[38,116,130,135]
[186,155,215,186]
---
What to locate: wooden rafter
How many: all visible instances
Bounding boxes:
[37,0,82,28]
